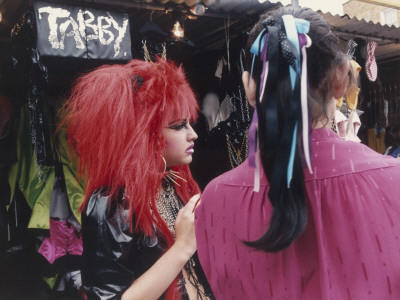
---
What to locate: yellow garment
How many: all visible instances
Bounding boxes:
[336,60,361,110]
[8,103,84,229]
[368,128,386,154]
[336,96,343,109]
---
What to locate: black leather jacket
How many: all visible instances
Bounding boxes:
[81,189,213,300]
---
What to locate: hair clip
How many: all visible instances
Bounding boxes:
[131,75,144,93]
[262,16,277,28]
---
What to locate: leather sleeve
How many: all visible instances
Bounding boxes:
[81,192,135,300]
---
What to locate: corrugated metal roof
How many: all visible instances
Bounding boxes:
[320,11,400,62]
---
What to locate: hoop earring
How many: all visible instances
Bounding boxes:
[161,155,167,173]
[160,155,187,186]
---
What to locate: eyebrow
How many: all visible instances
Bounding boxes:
[168,119,186,126]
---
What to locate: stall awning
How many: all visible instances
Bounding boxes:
[321,12,400,63]
[1,0,399,62]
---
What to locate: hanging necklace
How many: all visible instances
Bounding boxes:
[142,40,167,63]
[238,88,250,122]
[226,127,249,168]
[142,40,152,62]
[155,181,183,237]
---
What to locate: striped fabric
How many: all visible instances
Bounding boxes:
[365,41,378,81]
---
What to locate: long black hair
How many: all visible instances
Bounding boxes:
[244,6,347,252]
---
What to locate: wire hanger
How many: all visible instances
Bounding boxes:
[139,11,168,37]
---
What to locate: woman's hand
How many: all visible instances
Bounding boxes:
[121,194,201,300]
[174,194,201,259]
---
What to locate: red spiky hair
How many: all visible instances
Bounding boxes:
[62,59,200,297]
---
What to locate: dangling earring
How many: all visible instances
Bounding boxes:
[161,156,187,186]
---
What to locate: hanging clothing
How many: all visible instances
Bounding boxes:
[334,110,361,143]
[202,93,222,132]
[38,167,83,264]
[336,60,361,110]
[346,60,362,110]
[195,127,400,300]
[335,110,348,138]
[38,218,83,264]
[7,103,84,229]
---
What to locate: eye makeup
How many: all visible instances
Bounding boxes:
[168,119,188,130]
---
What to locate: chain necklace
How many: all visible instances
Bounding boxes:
[226,127,249,169]
[143,40,167,63]
[155,181,183,237]
[143,40,152,63]
[238,88,250,122]
[156,180,211,300]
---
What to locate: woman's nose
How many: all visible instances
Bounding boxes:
[188,124,198,141]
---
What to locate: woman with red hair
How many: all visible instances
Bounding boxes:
[62,59,214,300]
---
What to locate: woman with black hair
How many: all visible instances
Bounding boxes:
[195,6,400,299]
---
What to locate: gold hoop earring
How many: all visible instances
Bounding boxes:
[161,155,167,173]
[160,155,187,186]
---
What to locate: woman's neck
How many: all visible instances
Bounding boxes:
[313,97,336,130]
[313,118,331,129]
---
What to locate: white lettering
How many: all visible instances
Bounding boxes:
[80,10,99,41]
[38,6,129,57]
[77,9,86,39]
[38,7,70,49]
[64,17,85,49]
[98,15,114,46]
[109,14,129,57]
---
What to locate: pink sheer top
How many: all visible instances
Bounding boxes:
[195,127,400,300]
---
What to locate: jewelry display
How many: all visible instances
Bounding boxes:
[223,89,251,169]
[143,40,167,62]
[143,40,152,62]
[239,88,250,122]
[226,127,249,168]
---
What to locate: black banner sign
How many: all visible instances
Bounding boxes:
[33,1,132,60]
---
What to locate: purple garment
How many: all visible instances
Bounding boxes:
[38,218,83,264]
[195,127,400,300]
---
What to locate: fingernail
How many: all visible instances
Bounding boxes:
[192,197,201,213]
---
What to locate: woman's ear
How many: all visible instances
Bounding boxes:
[242,71,256,108]
[332,60,350,100]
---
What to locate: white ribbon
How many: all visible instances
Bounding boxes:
[301,34,313,174]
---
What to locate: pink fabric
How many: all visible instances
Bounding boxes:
[38,219,83,264]
[366,41,378,82]
[195,127,400,300]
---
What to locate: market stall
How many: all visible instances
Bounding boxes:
[0,0,399,298]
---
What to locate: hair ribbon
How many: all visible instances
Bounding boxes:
[247,16,311,192]
[248,28,268,192]
[282,15,312,188]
